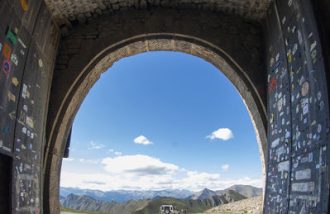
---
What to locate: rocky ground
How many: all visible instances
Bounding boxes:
[61,212,87,214]
[203,196,263,214]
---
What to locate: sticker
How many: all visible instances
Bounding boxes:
[26,116,34,129]
[12,77,19,86]
[297,30,303,44]
[277,98,283,111]
[278,161,290,171]
[18,38,27,49]
[292,182,315,192]
[292,43,298,55]
[301,98,309,115]
[10,53,18,66]
[38,59,43,68]
[2,43,12,60]
[301,81,309,96]
[2,60,11,76]
[22,84,30,99]
[20,0,29,12]
[271,138,280,148]
[8,111,16,120]
[287,52,293,63]
[6,28,17,45]
[310,41,317,52]
[8,91,16,102]
[295,169,311,180]
[270,113,274,124]
[269,77,277,93]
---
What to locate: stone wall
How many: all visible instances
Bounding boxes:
[264,0,330,213]
[0,0,59,213]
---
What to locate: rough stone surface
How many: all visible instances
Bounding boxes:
[203,196,263,214]
[44,0,272,26]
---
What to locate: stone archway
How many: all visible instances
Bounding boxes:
[43,8,268,214]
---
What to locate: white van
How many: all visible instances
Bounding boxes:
[160,205,175,214]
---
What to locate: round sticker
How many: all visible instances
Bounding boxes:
[301,81,309,96]
[2,60,11,77]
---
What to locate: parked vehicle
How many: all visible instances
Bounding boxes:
[160,205,175,214]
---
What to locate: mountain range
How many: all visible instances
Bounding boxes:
[61,190,246,214]
[60,185,261,203]
[60,185,262,213]
[60,187,193,203]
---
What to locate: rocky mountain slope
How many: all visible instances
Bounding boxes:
[60,187,193,203]
[61,190,247,214]
[203,195,263,214]
[216,185,262,198]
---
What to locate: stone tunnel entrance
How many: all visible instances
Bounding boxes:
[47,36,268,213]
[0,0,329,213]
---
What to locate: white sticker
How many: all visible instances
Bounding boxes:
[295,169,311,180]
[292,182,315,192]
[278,161,290,171]
[271,138,280,148]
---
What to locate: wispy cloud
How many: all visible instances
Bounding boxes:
[61,154,262,191]
[88,141,105,150]
[221,164,230,172]
[207,128,234,141]
[78,158,100,164]
[101,154,178,175]
[114,151,122,156]
[134,135,153,145]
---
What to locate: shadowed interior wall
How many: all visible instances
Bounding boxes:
[0,0,59,213]
[264,0,330,213]
[0,154,11,213]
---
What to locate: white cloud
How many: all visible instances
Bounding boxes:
[207,128,234,141]
[114,151,122,156]
[60,154,262,191]
[101,154,178,176]
[88,141,105,150]
[60,169,262,191]
[222,164,230,172]
[63,158,74,162]
[134,135,153,145]
[79,158,100,164]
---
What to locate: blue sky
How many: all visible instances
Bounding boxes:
[60,51,263,191]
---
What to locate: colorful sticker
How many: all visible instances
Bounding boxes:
[20,0,29,12]
[12,77,19,86]
[269,77,277,93]
[6,28,17,45]
[2,43,12,60]
[2,60,11,76]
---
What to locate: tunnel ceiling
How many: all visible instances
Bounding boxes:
[44,0,271,26]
